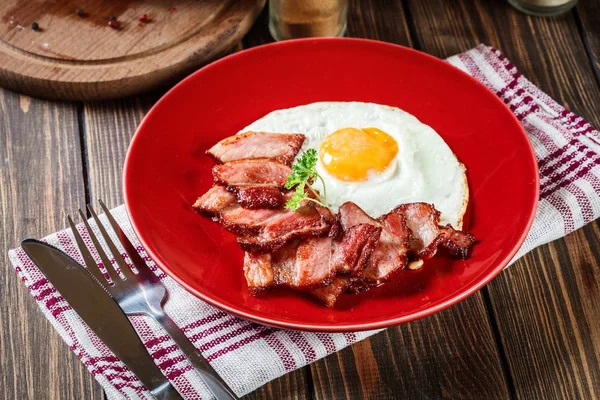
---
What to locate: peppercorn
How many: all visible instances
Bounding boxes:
[108,20,118,29]
[31,22,39,30]
[75,9,85,17]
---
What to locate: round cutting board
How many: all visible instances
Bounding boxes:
[0,0,265,100]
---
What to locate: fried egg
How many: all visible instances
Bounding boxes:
[241,102,468,229]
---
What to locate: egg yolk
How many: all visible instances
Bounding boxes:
[319,127,398,181]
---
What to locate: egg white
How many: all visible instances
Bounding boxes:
[241,102,468,229]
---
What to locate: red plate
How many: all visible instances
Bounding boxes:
[124,38,538,331]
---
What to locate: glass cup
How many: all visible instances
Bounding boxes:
[508,0,578,16]
[269,0,348,41]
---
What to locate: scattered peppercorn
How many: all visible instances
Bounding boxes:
[138,13,149,23]
[108,19,118,29]
[109,16,117,21]
[75,8,85,17]
[169,7,176,13]
[31,22,39,31]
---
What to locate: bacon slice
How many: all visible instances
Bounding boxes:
[358,212,410,287]
[391,203,475,259]
[338,202,409,288]
[243,239,330,293]
[213,158,292,188]
[238,205,333,253]
[243,241,298,293]
[192,185,236,217]
[244,222,381,295]
[292,237,333,287]
[233,186,284,209]
[309,210,411,305]
[243,251,275,293]
[439,226,475,258]
[311,276,353,308]
[218,204,282,236]
[330,224,381,275]
[393,203,442,259]
[218,191,295,236]
[207,132,305,166]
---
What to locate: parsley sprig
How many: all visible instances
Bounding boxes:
[284,148,330,211]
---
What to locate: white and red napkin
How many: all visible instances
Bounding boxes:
[8,45,600,399]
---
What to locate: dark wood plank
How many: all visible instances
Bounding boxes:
[0,89,102,399]
[408,0,600,127]
[488,230,600,399]
[407,0,600,398]
[82,97,153,207]
[574,0,600,84]
[243,369,310,400]
[310,297,511,400]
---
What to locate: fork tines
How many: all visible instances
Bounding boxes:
[68,201,141,288]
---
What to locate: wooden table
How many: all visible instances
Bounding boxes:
[1,1,599,399]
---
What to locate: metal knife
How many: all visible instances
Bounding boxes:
[22,239,183,400]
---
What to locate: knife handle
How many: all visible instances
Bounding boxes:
[154,311,239,400]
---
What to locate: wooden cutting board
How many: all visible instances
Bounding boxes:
[0,0,265,100]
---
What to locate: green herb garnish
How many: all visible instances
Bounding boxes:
[284,148,330,211]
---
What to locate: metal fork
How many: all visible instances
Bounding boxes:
[68,200,238,400]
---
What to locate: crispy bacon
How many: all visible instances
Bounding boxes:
[233,185,284,209]
[243,221,382,294]
[219,204,283,236]
[330,224,381,275]
[355,212,410,289]
[212,158,292,188]
[237,205,333,253]
[393,203,442,259]
[243,251,275,293]
[311,208,410,307]
[207,131,305,166]
[391,203,474,259]
[311,276,350,308]
[439,225,476,259]
[243,239,330,293]
[338,202,409,288]
[192,185,236,217]
[197,138,477,308]
[217,191,295,236]
[293,237,334,287]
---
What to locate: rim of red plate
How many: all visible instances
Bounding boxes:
[124,37,539,331]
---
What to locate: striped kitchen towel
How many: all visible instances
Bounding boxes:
[8,45,600,399]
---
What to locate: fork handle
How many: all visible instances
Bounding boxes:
[154,311,239,400]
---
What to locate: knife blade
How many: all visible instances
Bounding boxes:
[21,239,183,400]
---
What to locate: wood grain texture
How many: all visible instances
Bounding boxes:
[407,0,600,127]
[242,368,310,400]
[83,97,152,207]
[0,89,102,399]
[0,0,265,100]
[575,0,600,85]
[488,232,600,399]
[311,297,512,399]
[311,299,512,400]
[407,1,600,398]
